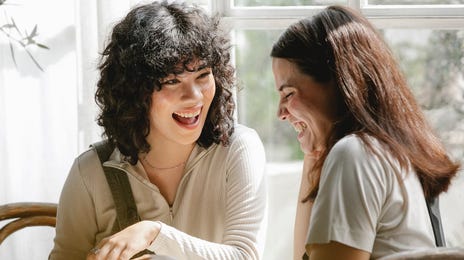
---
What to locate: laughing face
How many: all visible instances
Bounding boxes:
[148,60,216,146]
[272,58,338,156]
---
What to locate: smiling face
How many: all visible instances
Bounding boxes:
[148,60,216,147]
[272,58,338,156]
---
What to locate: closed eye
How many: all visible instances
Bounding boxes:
[160,78,180,85]
[285,92,294,99]
[197,71,211,79]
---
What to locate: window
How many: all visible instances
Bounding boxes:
[1,0,462,259]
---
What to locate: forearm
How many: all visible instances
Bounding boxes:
[150,223,260,260]
[293,155,315,260]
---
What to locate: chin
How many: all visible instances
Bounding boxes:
[299,144,311,155]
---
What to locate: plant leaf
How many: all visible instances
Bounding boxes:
[1,23,14,29]
[30,24,38,37]
[36,43,49,49]
[8,39,18,68]
[24,49,44,72]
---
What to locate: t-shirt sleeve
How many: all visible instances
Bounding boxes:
[306,136,390,253]
[148,127,268,260]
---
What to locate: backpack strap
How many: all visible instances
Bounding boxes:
[91,141,154,258]
[426,196,446,247]
[90,140,140,232]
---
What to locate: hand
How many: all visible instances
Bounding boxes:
[87,220,161,260]
[305,149,322,159]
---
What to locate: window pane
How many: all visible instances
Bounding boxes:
[382,29,464,161]
[234,30,304,162]
[384,29,464,247]
[369,0,464,4]
[234,28,464,164]
[234,0,346,7]
[185,0,209,5]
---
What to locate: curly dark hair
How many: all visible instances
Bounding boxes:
[95,1,235,164]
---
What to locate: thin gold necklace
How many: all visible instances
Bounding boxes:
[143,156,186,171]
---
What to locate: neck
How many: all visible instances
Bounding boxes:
[142,138,195,170]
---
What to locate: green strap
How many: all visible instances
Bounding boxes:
[91,140,140,232]
[91,141,154,257]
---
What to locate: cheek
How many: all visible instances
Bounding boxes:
[203,82,216,103]
[288,98,311,118]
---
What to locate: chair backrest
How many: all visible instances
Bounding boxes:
[0,202,57,245]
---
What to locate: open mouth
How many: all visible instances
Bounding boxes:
[172,109,201,126]
[292,121,307,134]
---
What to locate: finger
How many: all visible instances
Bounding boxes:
[86,247,100,260]
[106,245,124,260]
[93,242,114,260]
[119,245,140,260]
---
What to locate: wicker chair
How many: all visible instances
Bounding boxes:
[0,202,57,245]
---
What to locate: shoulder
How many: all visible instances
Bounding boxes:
[208,124,265,174]
[74,147,103,175]
[322,134,394,187]
[228,124,263,145]
[328,134,370,159]
[216,124,265,156]
[66,145,110,189]
[326,134,389,167]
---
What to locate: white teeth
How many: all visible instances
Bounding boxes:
[174,110,201,118]
[292,122,307,133]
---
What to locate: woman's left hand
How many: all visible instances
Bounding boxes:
[87,220,161,260]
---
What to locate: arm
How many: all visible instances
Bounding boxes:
[293,155,314,260]
[306,137,388,257]
[49,156,98,260]
[307,241,370,260]
[84,128,267,260]
[149,129,267,259]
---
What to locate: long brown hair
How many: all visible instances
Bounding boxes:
[271,5,459,202]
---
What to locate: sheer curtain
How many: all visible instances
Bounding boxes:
[0,0,136,258]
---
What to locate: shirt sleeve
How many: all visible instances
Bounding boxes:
[49,155,98,260]
[148,127,268,260]
[307,136,390,253]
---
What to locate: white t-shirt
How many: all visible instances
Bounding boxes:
[307,134,435,259]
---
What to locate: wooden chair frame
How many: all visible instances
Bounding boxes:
[0,202,57,245]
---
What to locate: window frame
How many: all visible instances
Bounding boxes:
[210,0,464,163]
[210,0,464,29]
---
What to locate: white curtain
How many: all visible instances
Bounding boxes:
[0,0,136,258]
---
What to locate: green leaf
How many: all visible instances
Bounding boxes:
[1,23,14,29]
[30,24,38,37]
[8,40,18,68]
[36,43,49,50]
[24,49,44,72]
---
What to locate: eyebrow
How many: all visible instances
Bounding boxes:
[195,63,209,71]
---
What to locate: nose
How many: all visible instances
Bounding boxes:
[278,103,288,121]
[181,82,202,100]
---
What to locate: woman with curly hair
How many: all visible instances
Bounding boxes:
[50,1,266,259]
[271,5,459,260]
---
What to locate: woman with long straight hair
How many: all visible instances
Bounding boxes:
[271,5,459,260]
